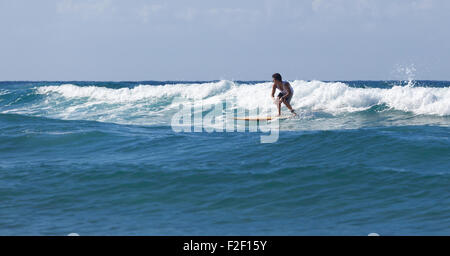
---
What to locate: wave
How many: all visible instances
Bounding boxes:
[0,80,448,128]
[289,81,450,116]
[0,89,10,96]
[33,80,450,115]
[36,81,231,102]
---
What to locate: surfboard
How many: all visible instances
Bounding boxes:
[233,116,291,121]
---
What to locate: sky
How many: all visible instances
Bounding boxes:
[0,0,449,81]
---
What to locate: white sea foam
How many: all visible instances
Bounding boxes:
[289,80,450,116]
[36,81,232,102]
[35,80,450,117]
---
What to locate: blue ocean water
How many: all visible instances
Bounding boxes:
[0,80,449,235]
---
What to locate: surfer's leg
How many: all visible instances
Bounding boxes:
[277,100,282,116]
[282,96,297,116]
[277,92,285,116]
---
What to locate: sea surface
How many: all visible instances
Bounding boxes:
[0,80,449,235]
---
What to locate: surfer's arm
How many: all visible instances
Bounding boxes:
[271,84,276,99]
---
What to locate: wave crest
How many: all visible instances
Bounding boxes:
[35,80,450,117]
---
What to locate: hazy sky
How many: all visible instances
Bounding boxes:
[1,0,449,81]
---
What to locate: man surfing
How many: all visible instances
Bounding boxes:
[271,73,297,116]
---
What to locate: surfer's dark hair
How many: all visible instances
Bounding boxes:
[272,73,282,81]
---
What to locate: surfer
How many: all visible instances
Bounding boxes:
[271,73,297,116]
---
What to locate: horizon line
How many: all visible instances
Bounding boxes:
[0,79,448,83]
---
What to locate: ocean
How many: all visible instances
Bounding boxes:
[0,80,449,235]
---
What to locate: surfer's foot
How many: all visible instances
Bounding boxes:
[290,110,297,116]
